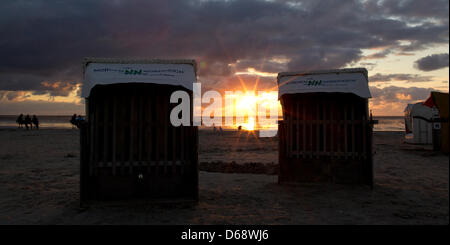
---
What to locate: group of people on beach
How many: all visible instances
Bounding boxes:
[70,114,85,128]
[16,114,39,130]
[212,124,224,136]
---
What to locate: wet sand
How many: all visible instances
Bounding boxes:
[0,128,448,224]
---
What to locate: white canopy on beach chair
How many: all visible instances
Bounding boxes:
[82,58,197,98]
[277,68,372,99]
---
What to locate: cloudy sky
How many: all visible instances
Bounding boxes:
[0,0,448,115]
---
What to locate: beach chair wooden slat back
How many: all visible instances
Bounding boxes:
[157,93,162,169]
[344,103,349,160]
[315,99,320,159]
[163,93,169,174]
[323,101,327,154]
[351,103,355,159]
[172,123,176,174]
[103,97,109,167]
[94,100,100,173]
[278,93,373,185]
[296,100,300,159]
[89,102,95,176]
[146,95,152,173]
[362,100,367,158]
[128,96,134,174]
[80,83,198,203]
[138,96,143,168]
[180,119,185,162]
[112,96,117,175]
[330,98,334,158]
[301,97,307,158]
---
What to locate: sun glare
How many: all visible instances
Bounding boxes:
[237,92,257,112]
[227,90,280,131]
[243,116,255,131]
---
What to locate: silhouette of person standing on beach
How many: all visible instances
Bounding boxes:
[24,114,32,130]
[16,114,24,128]
[75,115,84,128]
[70,114,77,128]
[32,115,39,130]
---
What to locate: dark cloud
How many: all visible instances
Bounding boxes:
[368,85,437,115]
[358,62,377,70]
[287,47,363,71]
[37,81,79,97]
[0,73,46,91]
[0,0,448,97]
[220,74,277,92]
[0,99,83,115]
[364,48,394,60]
[198,61,233,77]
[414,53,449,71]
[369,73,433,83]
[0,72,80,98]
[368,0,449,22]
[370,86,434,103]
[0,91,29,101]
[232,59,286,74]
[197,74,277,94]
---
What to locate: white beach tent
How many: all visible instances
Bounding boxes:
[404,104,414,134]
[404,102,433,144]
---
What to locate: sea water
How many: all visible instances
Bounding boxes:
[0,115,73,129]
[0,115,405,131]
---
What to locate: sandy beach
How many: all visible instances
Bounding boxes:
[0,128,448,224]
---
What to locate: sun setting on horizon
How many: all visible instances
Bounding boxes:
[0,0,449,228]
[243,116,255,131]
[218,88,281,130]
